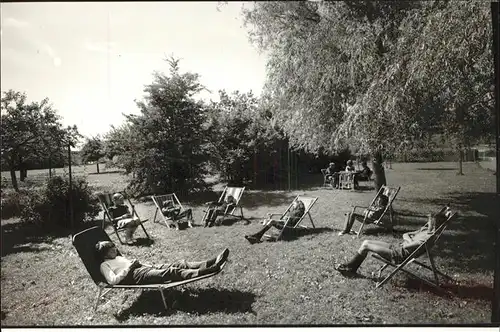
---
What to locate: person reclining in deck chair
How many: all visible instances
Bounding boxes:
[161,200,194,228]
[335,206,452,275]
[204,195,236,227]
[338,192,389,236]
[109,193,141,245]
[96,241,230,285]
[244,199,306,244]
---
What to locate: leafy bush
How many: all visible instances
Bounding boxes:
[1,188,29,219]
[19,176,100,231]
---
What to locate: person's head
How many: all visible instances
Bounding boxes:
[112,193,125,206]
[162,200,174,209]
[361,161,368,167]
[329,162,335,168]
[347,160,354,166]
[95,241,118,261]
[225,195,235,204]
[378,194,389,206]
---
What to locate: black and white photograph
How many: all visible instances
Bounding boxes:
[1,0,499,327]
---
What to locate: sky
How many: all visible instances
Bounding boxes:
[1,1,268,140]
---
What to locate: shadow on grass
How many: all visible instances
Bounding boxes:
[115,287,257,320]
[1,219,100,257]
[394,192,498,274]
[273,226,334,242]
[402,278,494,301]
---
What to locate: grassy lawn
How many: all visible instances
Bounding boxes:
[1,161,497,325]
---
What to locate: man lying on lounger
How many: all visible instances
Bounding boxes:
[244,199,306,244]
[335,206,452,275]
[96,241,229,285]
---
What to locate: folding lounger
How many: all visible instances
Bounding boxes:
[72,226,226,312]
[151,193,192,229]
[355,185,401,237]
[97,191,150,244]
[202,186,245,225]
[263,195,319,241]
[372,207,457,290]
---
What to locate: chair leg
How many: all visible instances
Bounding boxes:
[308,213,315,228]
[240,206,244,220]
[159,289,168,311]
[114,227,124,244]
[139,222,151,239]
[94,288,103,312]
[357,220,367,238]
[426,249,440,286]
[153,209,158,223]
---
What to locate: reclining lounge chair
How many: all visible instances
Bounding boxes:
[72,226,226,312]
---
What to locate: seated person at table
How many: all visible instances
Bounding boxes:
[204,195,236,227]
[244,199,306,244]
[345,160,356,172]
[358,161,373,180]
[109,193,141,245]
[96,241,229,285]
[161,200,194,228]
[335,206,452,274]
[338,193,389,235]
[325,162,340,188]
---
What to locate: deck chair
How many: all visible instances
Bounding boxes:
[263,195,319,241]
[202,186,245,225]
[72,226,226,312]
[338,171,355,190]
[321,169,330,187]
[151,193,192,229]
[355,185,401,237]
[97,191,150,244]
[372,207,457,290]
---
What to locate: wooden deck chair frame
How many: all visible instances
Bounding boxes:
[338,171,355,190]
[320,168,330,187]
[356,185,401,237]
[202,186,245,224]
[72,226,226,312]
[151,193,190,229]
[97,191,150,244]
[263,195,319,241]
[372,208,457,290]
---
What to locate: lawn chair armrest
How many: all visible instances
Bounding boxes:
[266,213,283,219]
[351,205,368,213]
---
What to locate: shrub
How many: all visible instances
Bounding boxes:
[1,188,30,219]
[19,176,100,232]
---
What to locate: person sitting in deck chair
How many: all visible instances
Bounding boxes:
[244,199,306,244]
[161,200,194,228]
[326,162,340,188]
[345,160,356,172]
[96,241,230,285]
[204,195,236,227]
[335,206,452,275]
[338,192,389,236]
[109,193,141,244]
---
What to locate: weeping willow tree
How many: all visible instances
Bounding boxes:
[239,0,494,190]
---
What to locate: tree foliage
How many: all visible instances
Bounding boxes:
[1,90,81,191]
[206,90,281,185]
[241,0,494,164]
[80,136,105,173]
[106,57,212,196]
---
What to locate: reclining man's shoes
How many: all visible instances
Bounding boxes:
[334,263,356,274]
[244,235,260,244]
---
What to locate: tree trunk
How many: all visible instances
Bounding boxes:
[10,168,19,192]
[457,147,464,175]
[372,150,387,192]
[96,162,100,174]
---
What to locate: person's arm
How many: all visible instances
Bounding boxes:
[100,262,131,285]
